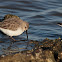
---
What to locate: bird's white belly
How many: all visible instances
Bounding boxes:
[0,28,24,36]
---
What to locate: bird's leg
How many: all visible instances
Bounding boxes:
[10,36,16,42]
[8,36,16,45]
[7,36,16,50]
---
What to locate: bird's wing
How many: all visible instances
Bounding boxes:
[0,17,23,31]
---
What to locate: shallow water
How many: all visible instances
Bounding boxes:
[0,0,62,55]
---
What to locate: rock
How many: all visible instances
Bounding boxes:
[0,48,56,62]
[0,38,62,62]
[57,51,62,62]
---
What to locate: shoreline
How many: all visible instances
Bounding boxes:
[0,38,62,62]
[0,14,62,62]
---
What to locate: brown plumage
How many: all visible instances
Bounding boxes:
[0,17,24,31]
[0,16,29,41]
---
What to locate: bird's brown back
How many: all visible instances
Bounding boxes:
[0,17,23,31]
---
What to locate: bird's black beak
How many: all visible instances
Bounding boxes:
[26,30,28,40]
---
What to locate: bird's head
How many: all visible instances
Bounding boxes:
[23,21,29,31]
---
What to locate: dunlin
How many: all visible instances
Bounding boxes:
[0,17,29,41]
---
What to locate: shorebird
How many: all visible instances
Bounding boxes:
[0,17,29,41]
[57,23,62,27]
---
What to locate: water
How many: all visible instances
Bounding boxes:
[0,0,62,55]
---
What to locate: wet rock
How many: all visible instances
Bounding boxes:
[29,38,62,62]
[39,38,62,51]
[57,51,62,62]
[30,48,56,62]
[0,48,56,62]
[0,38,62,62]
